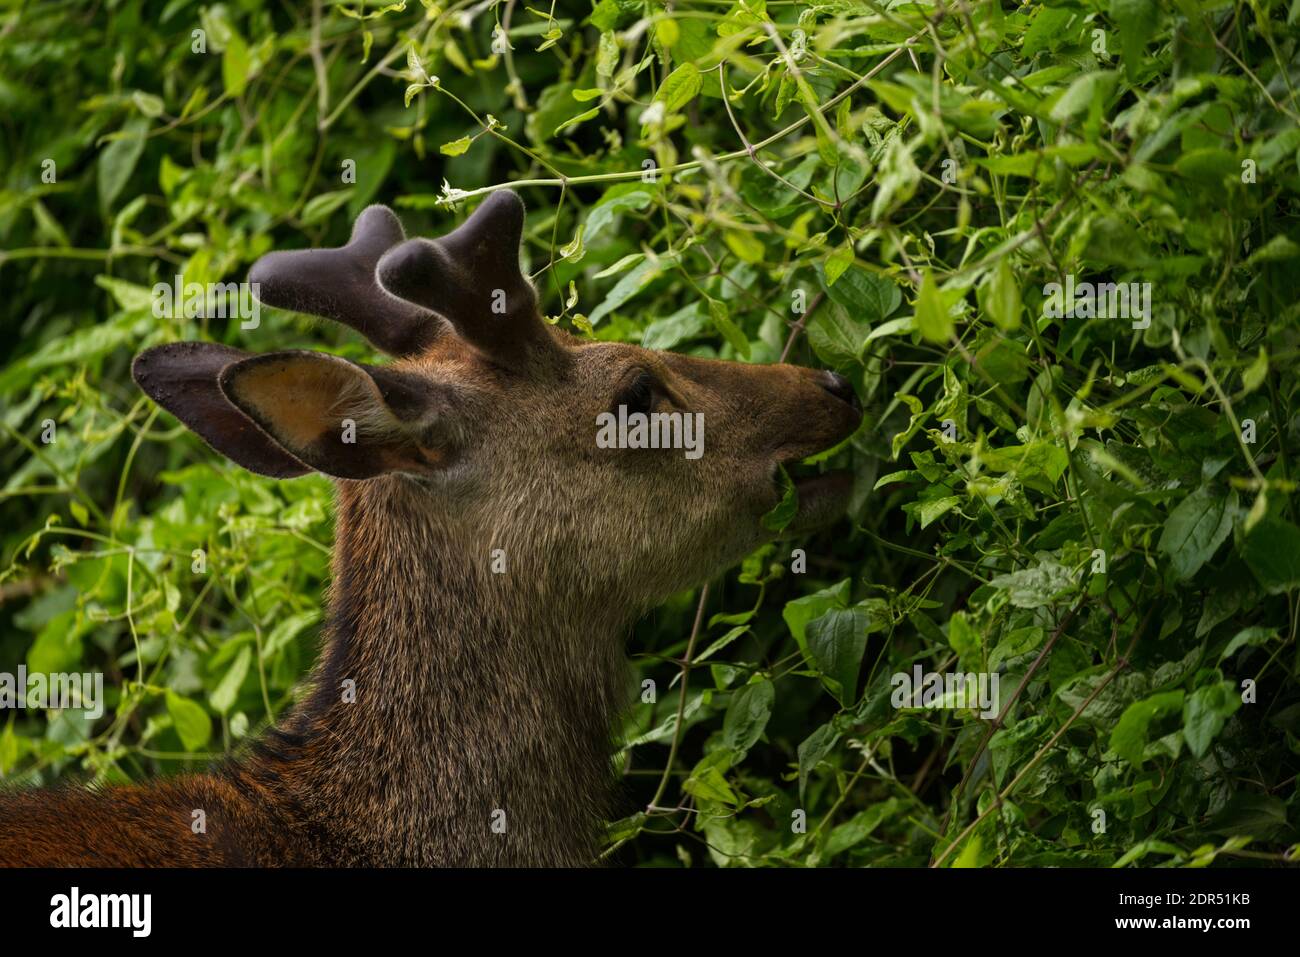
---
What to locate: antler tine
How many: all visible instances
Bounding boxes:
[375,191,549,363]
[248,205,438,357]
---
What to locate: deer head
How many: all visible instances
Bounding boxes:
[132,192,862,613]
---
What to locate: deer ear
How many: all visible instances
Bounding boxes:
[217,351,439,480]
[132,343,311,478]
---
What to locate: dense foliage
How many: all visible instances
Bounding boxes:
[3,0,1299,867]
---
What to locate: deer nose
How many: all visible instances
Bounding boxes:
[819,370,860,411]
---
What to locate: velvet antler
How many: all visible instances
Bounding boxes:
[248,205,437,357]
[375,191,550,363]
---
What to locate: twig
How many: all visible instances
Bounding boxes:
[648,583,711,813]
[780,291,826,361]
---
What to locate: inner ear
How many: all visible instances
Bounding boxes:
[218,351,437,480]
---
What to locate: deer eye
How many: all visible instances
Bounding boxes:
[614,371,657,417]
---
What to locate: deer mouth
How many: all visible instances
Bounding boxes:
[776,460,854,534]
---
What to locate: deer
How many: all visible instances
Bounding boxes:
[0,191,862,866]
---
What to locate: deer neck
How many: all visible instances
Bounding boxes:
[268,478,632,866]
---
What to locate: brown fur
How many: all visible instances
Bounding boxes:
[0,198,861,867]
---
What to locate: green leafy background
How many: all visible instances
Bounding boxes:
[2,0,1299,867]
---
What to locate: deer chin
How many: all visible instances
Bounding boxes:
[766,460,853,536]
[785,470,853,534]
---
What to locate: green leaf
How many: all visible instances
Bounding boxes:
[761,464,798,533]
[159,154,183,196]
[1175,148,1239,186]
[587,256,665,326]
[98,118,149,212]
[1241,516,1300,594]
[696,624,751,664]
[1208,794,1289,840]
[166,691,212,752]
[94,275,155,312]
[1240,347,1268,395]
[596,30,619,77]
[585,187,654,244]
[990,716,1049,784]
[0,723,18,775]
[914,494,960,529]
[824,799,900,859]
[891,393,930,461]
[178,86,208,120]
[723,230,765,264]
[1110,0,1160,81]
[722,679,775,757]
[222,31,252,97]
[554,106,600,135]
[870,136,920,220]
[1244,234,1300,266]
[26,611,85,675]
[1023,6,1079,57]
[593,253,643,279]
[806,607,869,705]
[301,189,355,225]
[979,441,1069,492]
[68,501,89,528]
[1110,690,1184,768]
[1219,626,1275,661]
[980,258,1022,331]
[1050,71,1117,122]
[824,243,855,285]
[914,269,952,343]
[874,469,917,489]
[988,558,1076,608]
[797,722,840,802]
[864,315,916,344]
[641,302,707,350]
[1158,485,1237,580]
[406,45,423,77]
[989,626,1045,670]
[264,610,320,657]
[682,750,738,805]
[131,90,165,118]
[439,136,473,156]
[947,611,980,659]
[33,199,71,247]
[783,579,851,660]
[560,224,585,262]
[807,301,867,369]
[818,264,901,321]
[708,298,750,357]
[0,312,138,393]
[653,62,701,113]
[209,646,252,714]
[655,17,679,47]
[1183,681,1241,759]
[952,834,983,868]
[537,26,564,52]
